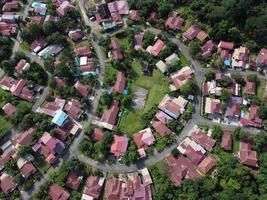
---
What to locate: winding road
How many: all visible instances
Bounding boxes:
[19,1,264,199]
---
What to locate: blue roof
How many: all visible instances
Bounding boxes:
[123,89,128,95]
[52,110,68,127]
[224,60,231,66]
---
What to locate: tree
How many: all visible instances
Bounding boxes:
[142,31,155,49]
[18,145,32,157]
[43,21,58,36]
[101,92,112,107]
[219,76,232,87]
[232,73,245,85]
[212,125,223,140]
[220,89,231,102]
[229,27,241,44]
[189,41,200,55]
[21,62,48,85]
[259,105,267,120]
[180,80,197,96]
[205,71,215,81]
[121,95,133,109]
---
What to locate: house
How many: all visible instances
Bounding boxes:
[82,176,105,200]
[244,81,256,95]
[155,60,168,73]
[55,77,67,87]
[101,101,120,127]
[37,98,65,117]
[133,128,155,152]
[38,44,63,59]
[225,101,241,118]
[200,40,216,59]
[165,53,180,66]
[166,154,200,187]
[52,110,68,127]
[256,48,267,67]
[134,32,144,50]
[129,10,140,21]
[152,121,171,137]
[64,99,83,120]
[29,16,45,24]
[204,97,221,116]
[12,127,36,149]
[0,76,17,91]
[2,1,19,12]
[56,1,75,16]
[17,156,37,178]
[0,21,18,36]
[110,135,129,157]
[55,127,69,141]
[15,59,29,74]
[191,129,216,152]
[111,12,123,25]
[165,12,184,31]
[32,132,65,164]
[44,15,59,23]
[74,81,91,97]
[0,148,16,169]
[155,110,172,124]
[218,41,234,51]
[148,11,157,22]
[105,178,126,200]
[30,38,48,53]
[66,171,81,190]
[196,30,208,42]
[238,142,258,167]
[75,46,92,57]
[0,173,17,194]
[232,46,249,69]
[240,104,262,128]
[146,39,165,56]
[107,0,129,15]
[169,66,193,91]
[110,38,123,60]
[91,128,104,141]
[111,71,126,94]
[183,25,201,41]
[10,79,33,101]
[31,2,47,16]
[68,29,84,42]
[198,156,217,174]
[158,95,188,119]
[49,183,70,200]
[2,103,16,117]
[95,3,111,24]
[221,131,232,151]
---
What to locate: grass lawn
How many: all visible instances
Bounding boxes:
[118,61,169,136]
[34,156,50,174]
[0,88,12,107]
[180,53,190,67]
[257,78,266,98]
[20,41,31,51]
[0,116,12,130]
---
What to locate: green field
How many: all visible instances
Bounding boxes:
[257,78,266,98]
[118,61,169,136]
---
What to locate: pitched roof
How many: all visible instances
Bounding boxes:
[129,10,140,21]
[49,183,70,200]
[257,48,267,66]
[204,97,221,114]
[111,71,126,94]
[150,39,165,56]
[244,81,256,95]
[184,145,205,165]
[101,101,120,125]
[56,1,75,16]
[218,41,234,50]
[20,162,37,178]
[110,135,129,157]
[170,66,193,91]
[74,46,92,57]
[84,176,103,199]
[0,173,17,194]
[107,0,129,15]
[64,100,82,120]
[198,156,217,174]
[15,59,29,74]
[2,103,16,116]
[191,130,216,152]
[92,128,104,141]
[221,131,232,151]
[152,121,171,137]
[74,81,91,97]
[133,128,155,149]
[183,25,201,41]
[66,171,81,190]
[165,14,184,31]
[201,40,216,59]
[12,127,36,148]
[105,178,126,200]
[239,142,258,167]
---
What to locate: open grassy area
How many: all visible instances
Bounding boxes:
[257,78,266,98]
[118,61,169,136]
[34,156,50,174]
[0,116,12,130]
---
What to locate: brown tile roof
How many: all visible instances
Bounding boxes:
[129,10,141,21]
[221,131,232,151]
[239,142,258,167]
[2,103,16,116]
[84,176,102,199]
[0,173,17,194]
[183,25,201,41]
[257,48,267,66]
[111,71,126,94]
[218,41,234,50]
[101,101,119,125]
[244,81,256,95]
[92,128,104,141]
[74,81,91,97]
[105,178,126,200]
[198,156,217,174]
[191,130,216,152]
[20,162,37,178]
[74,46,92,57]
[152,121,171,137]
[49,183,70,200]
[165,14,184,31]
[66,171,81,190]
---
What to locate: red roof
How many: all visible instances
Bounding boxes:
[55,127,69,141]
[218,41,234,50]
[69,30,84,42]
[165,14,184,31]
[184,145,205,165]
[15,59,28,74]
[56,1,75,16]
[49,183,70,200]
[196,30,208,41]
[183,25,201,41]
[64,100,82,120]
[129,10,141,21]
[110,135,129,157]
[111,71,126,94]
[200,40,216,59]
[0,148,16,167]
[0,76,17,90]
[2,103,16,116]
[12,127,36,148]
[221,131,232,151]
[101,101,119,125]
[20,162,37,178]
[66,171,81,190]
[74,46,92,57]
[244,81,256,95]
[2,1,19,12]
[148,12,157,22]
[92,128,104,141]
[11,79,25,96]
[84,176,102,199]
[198,156,217,174]
[257,48,267,66]
[105,178,126,200]
[0,173,17,194]
[150,39,165,56]
[74,81,91,97]
[239,142,258,167]
[191,130,216,152]
[111,12,123,23]
[152,121,171,137]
